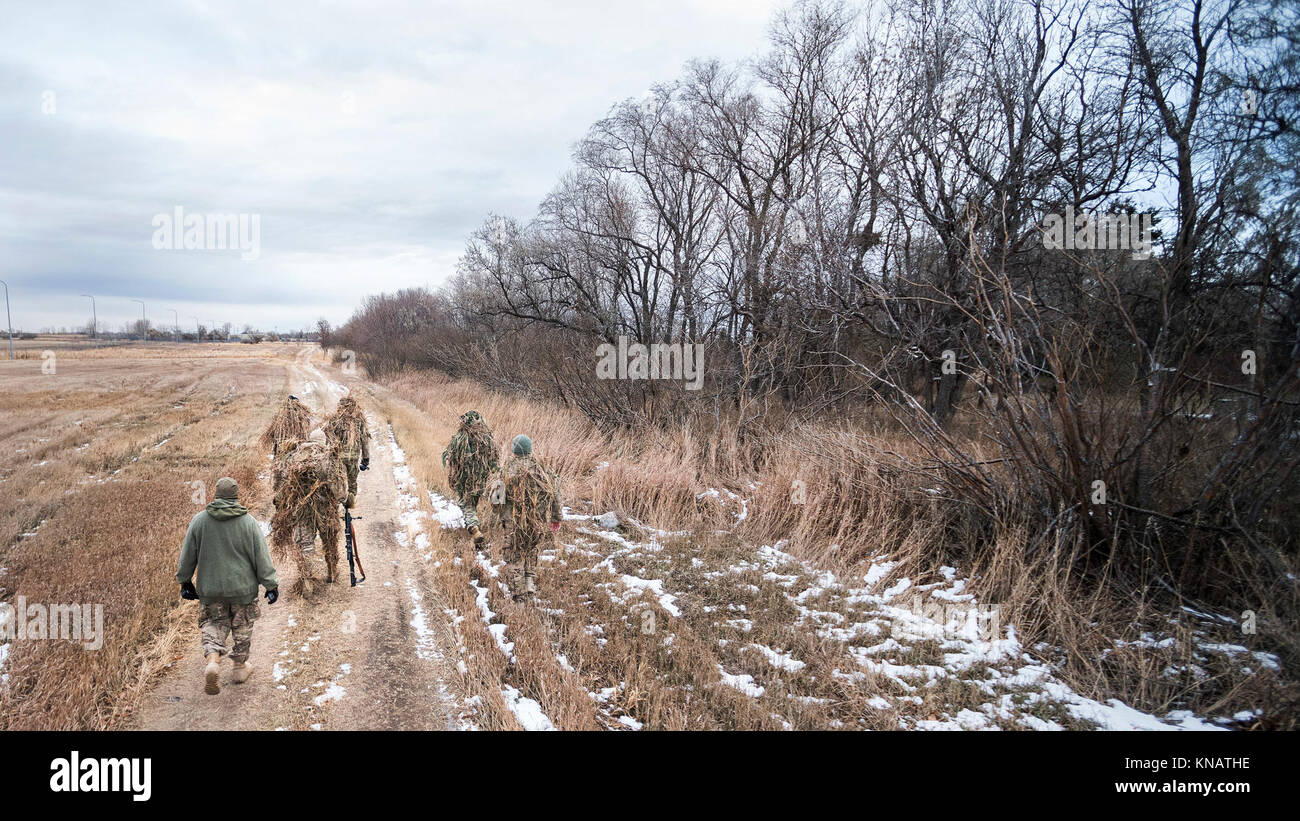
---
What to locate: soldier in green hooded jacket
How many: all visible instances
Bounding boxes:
[177,477,279,696]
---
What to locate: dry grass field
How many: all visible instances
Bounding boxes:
[0,342,291,729]
[0,341,1288,731]
[370,369,1290,730]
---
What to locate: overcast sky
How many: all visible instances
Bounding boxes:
[0,0,783,334]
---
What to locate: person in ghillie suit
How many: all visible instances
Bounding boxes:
[261,394,313,458]
[324,394,370,509]
[495,435,562,602]
[177,477,279,696]
[271,428,349,593]
[442,410,499,549]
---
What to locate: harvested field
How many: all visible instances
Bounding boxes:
[0,343,293,728]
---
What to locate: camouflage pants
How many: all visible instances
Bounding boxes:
[504,532,545,591]
[344,458,360,503]
[295,523,317,553]
[295,513,340,579]
[199,601,260,662]
[457,491,483,530]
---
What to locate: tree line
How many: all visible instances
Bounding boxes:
[330,0,1298,628]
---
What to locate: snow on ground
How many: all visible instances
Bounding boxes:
[387,423,434,560]
[374,418,1258,731]
[457,525,562,730]
[554,502,1240,731]
[501,685,556,731]
[762,539,1230,730]
[313,682,346,707]
[406,579,440,662]
[428,490,464,529]
[568,514,683,618]
[697,487,749,526]
[746,643,806,673]
[299,356,349,404]
[310,663,351,708]
[717,665,766,697]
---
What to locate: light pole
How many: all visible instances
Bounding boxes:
[0,279,12,359]
[81,294,98,348]
[209,320,219,343]
[131,299,146,342]
[191,315,202,343]
[170,309,179,343]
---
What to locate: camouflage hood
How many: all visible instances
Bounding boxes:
[325,396,369,456]
[443,411,499,496]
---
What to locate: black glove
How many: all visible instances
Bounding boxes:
[265,588,279,605]
[359,458,370,471]
[180,580,198,601]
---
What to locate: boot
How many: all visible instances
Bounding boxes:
[232,660,253,684]
[345,493,356,509]
[469,525,486,549]
[204,652,221,695]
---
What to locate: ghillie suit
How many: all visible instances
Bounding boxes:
[261,396,312,457]
[441,410,499,547]
[324,395,370,508]
[497,435,562,602]
[271,434,348,594]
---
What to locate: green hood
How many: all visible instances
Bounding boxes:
[178,502,278,604]
[206,498,249,521]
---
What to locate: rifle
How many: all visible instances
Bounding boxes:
[342,507,366,586]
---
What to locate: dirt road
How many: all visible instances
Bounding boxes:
[132,348,467,731]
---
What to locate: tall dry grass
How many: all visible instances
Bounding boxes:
[376,368,1295,727]
[379,376,1084,727]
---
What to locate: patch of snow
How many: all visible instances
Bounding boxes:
[717,665,766,698]
[501,684,556,731]
[313,683,346,706]
[747,644,806,673]
[616,715,643,730]
[596,511,620,529]
[406,579,441,661]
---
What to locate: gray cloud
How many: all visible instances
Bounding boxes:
[0,0,781,333]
